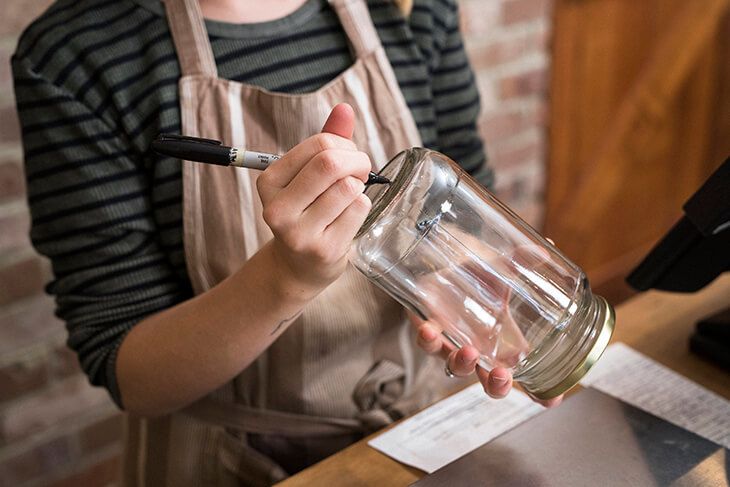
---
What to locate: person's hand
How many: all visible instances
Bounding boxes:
[408,238,564,408]
[257,103,372,296]
[413,318,563,408]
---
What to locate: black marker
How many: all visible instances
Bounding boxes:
[151,134,391,185]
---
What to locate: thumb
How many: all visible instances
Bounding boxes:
[321,103,355,140]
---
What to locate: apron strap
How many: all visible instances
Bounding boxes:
[162,0,218,77]
[328,0,384,59]
[183,358,409,438]
[183,398,364,437]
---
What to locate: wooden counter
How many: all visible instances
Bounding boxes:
[277,274,730,487]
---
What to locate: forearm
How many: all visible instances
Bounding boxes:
[115,240,315,417]
[117,107,369,417]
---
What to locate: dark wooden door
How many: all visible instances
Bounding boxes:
[544,0,730,304]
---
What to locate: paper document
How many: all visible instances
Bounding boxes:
[367,383,544,473]
[580,342,730,449]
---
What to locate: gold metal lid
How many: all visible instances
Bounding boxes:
[528,296,616,400]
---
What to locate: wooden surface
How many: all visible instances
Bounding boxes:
[277,273,730,486]
[544,0,730,304]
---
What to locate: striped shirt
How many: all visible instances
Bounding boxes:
[12,0,491,407]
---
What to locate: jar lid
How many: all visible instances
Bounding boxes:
[527,296,616,400]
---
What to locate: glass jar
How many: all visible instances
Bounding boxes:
[350,148,614,400]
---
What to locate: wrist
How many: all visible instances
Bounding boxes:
[261,240,327,305]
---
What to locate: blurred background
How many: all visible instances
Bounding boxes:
[1,0,728,485]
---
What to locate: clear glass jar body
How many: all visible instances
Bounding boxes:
[350,148,614,399]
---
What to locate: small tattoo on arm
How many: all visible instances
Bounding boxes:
[271,310,301,336]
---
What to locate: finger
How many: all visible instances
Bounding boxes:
[527,392,563,408]
[407,309,426,327]
[417,323,444,355]
[476,366,512,399]
[448,346,479,377]
[258,134,358,202]
[301,176,365,233]
[321,103,355,139]
[285,149,371,214]
[321,193,372,249]
[262,104,356,193]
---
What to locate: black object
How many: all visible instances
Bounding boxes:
[151,133,391,186]
[626,154,730,371]
[151,133,233,166]
[689,309,730,371]
[626,155,730,292]
[412,388,729,487]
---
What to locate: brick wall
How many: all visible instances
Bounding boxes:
[461,0,553,227]
[0,1,124,486]
[0,1,552,485]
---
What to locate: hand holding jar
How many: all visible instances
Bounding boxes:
[412,242,564,407]
[350,148,615,402]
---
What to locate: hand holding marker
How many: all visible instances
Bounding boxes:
[151,134,391,186]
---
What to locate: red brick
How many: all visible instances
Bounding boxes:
[467,27,549,70]
[494,177,527,207]
[52,343,82,379]
[479,109,529,143]
[535,98,550,126]
[493,156,546,219]
[0,354,50,402]
[493,140,544,171]
[499,67,548,99]
[0,255,47,306]
[79,412,123,454]
[0,444,41,486]
[0,0,55,36]
[539,24,553,50]
[0,105,21,144]
[0,436,77,486]
[0,294,62,356]
[0,160,26,202]
[1,374,112,442]
[510,200,544,229]
[458,0,501,38]
[502,0,551,25]
[0,209,32,254]
[467,39,525,70]
[46,453,121,487]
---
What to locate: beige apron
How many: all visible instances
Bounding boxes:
[122,0,443,485]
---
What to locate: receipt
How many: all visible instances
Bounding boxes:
[367,384,544,473]
[368,343,730,474]
[580,342,730,449]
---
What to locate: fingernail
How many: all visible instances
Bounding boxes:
[490,375,507,384]
[459,353,476,365]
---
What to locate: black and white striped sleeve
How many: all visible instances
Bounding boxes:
[12,55,188,408]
